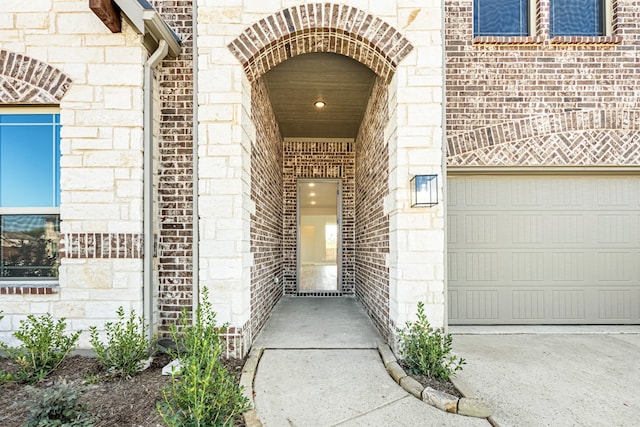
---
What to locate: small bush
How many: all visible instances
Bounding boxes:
[158,288,251,427]
[89,307,151,378]
[0,313,80,383]
[22,381,93,427]
[398,301,465,381]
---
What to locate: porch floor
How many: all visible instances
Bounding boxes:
[252,296,381,349]
[249,296,488,426]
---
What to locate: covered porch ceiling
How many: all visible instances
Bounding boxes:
[263,52,377,139]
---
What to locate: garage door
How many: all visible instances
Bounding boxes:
[447,174,640,324]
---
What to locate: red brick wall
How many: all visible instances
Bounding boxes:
[151,0,195,332]
[354,78,390,339]
[446,0,640,143]
[250,78,284,338]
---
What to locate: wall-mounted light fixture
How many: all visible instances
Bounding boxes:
[410,174,438,207]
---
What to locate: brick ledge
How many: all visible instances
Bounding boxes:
[473,36,544,45]
[550,35,623,45]
[0,284,59,295]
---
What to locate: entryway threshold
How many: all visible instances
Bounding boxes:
[449,325,640,335]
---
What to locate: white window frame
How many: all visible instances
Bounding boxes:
[0,107,61,284]
[604,0,613,36]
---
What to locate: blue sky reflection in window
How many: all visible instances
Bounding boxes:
[551,0,603,37]
[0,114,60,208]
[0,113,60,279]
[474,0,528,37]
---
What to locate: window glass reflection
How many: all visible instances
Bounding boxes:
[0,215,60,278]
[474,0,528,37]
[551,0,603,36]
[0,114,60,208]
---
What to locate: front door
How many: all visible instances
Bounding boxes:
[297,179,341,292]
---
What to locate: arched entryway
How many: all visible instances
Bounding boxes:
[198,2,444,357]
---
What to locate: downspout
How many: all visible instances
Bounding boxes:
[441,0,449,333]
[144,39,169,341]
[191,0,200,319]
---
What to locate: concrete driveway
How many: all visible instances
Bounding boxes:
[451,328,640,427]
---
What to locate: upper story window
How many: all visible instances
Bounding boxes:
[550,0,606,36]
[474,0,530,37]
[0,111,60,280]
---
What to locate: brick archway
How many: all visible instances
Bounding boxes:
[227,3,413,82]
[0,49,72,103]
[447,110,640,167]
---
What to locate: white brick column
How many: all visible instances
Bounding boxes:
[386,2,446,338]
[196,5,253,330]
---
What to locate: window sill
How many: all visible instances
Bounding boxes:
[550,35,622,45]
[472,35,623,46]
[473,36,544,45]
[0,283,59,295]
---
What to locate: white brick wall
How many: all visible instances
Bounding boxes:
[0,1,147,348]
[387,1,446,331]
[197,1,446,340]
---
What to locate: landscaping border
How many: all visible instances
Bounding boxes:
[240,346,264,427]
[377,342,495,422]
[239,343,496,425]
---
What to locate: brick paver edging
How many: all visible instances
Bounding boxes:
[377,342,495,422]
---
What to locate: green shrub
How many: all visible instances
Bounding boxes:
[158,288,251,427]
[0,313,80,383]
[22,381,93,427]
[89,307,151,378]
[398,301,465,381]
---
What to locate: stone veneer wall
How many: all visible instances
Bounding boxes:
[0,1,148,347]
[445,0,640,166]
[354,78,390,339]
[250,78,284,341]
[282,139,356,296]
[200,1,444,354]
[150,0,196,334]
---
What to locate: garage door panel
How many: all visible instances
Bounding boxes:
[512,215,544,243]
[597,252,631,281]
[465,252,498,281]
[551,289,586,321]
[448,174,640,325]
[511,252,545,281]
[598,289,632,320]
[465,289,499,321]
[464,214,497,243]
[512,290,545,320]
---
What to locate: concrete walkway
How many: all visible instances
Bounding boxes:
[251,297,488,427]
[452,328,640,427]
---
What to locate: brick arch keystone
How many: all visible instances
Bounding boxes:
[228,3,413,83]
[0,49,72,104]
[447,110,640,167]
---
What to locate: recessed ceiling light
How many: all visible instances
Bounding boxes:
[309,192,316,197]
[314,100,326,109]
[310,201,316,205]
[308,183,315,187]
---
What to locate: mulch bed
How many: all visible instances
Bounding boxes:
[0,354,247,427]
[399,361,463,398]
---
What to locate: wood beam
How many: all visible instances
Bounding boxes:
[90,0,121,33]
